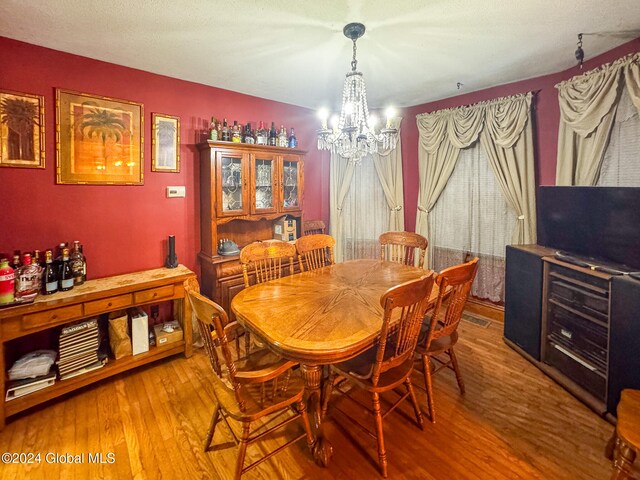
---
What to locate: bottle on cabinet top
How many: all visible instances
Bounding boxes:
[70,240,86,286]
[288,128,297,148]
[221,119,230,142]
[0,259,15,305]
[209,117,218,141]
[277,125,288,147]
[43,250,58,295]
[256,121,268,145]
[243,123,255,144]
[59,247,74,292]
[231,120,242,143]
[15,253,41,302]
[268,122,277,146]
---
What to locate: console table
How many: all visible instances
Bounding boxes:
[0,264,196,428]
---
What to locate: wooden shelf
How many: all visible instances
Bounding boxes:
[0,264,196,428]
[5,341,185,416]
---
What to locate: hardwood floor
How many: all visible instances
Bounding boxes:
[0,320,628,479]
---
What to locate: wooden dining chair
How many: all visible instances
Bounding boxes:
[239,240,296,350]
[295,233,335,272]
[379,231,428,268]
[321,274,436,478]
[302,219,326,236]
[606,389,640,480]
[186,284,314,479]
[240,240,296,287]
[414,257,479,423]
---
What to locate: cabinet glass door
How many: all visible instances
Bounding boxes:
[216,153,248,216]
[251,155,277,214]
[281,158,301,211]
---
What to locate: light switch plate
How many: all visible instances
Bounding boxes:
[166,186,185,198]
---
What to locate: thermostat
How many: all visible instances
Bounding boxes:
[166,186,186,198]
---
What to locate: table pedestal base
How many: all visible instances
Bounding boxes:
[300,364,333,467]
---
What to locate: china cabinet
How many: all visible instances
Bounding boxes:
[198,141,305,314]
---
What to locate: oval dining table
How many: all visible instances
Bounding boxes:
[231,258,438,467]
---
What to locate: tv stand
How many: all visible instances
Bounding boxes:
[504,245,640,416]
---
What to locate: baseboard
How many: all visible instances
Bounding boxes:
[466,298,504,322]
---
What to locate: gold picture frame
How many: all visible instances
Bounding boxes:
[56,89,143,184]
[0,89,45,169]
[152,113,180,173]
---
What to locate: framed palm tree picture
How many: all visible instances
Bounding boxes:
[56,89,143,184]
[152,113,180,173]
[0,89,45,168]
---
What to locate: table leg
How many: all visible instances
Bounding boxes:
[300,364,333,467]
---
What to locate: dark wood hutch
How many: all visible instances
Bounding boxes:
[198,140,305,316]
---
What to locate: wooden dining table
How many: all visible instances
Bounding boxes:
[231,258,437,466]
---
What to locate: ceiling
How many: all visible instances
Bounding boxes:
[1,0,639,111]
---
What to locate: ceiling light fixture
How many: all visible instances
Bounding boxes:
[317,23,398,164]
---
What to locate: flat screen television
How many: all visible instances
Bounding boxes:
[537,186,640,271]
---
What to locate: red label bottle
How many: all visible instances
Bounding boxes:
[0,259,15,305]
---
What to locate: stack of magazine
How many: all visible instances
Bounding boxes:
[57,318,107,380]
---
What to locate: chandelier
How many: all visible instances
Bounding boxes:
[317,23,398,164]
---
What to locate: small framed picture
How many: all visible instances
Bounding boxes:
[152,113,180,173]
[0,89,45,169]
[56,89,143,185]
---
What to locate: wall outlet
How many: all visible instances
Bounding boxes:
[166,186,185,198]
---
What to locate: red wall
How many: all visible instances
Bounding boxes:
[400,37,640,232]
[0,37,329,279]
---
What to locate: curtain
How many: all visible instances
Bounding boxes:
[415,106,484,251]
[430,143,516,302]
[597,86,640,186]
[556,52,640,185]
[341,153,389,261]
[373,117,405,231]
[481,94,537,244]
[415,93,536,302]
[329,150,355,263]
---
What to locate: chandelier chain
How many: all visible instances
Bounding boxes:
[351,39,358,72]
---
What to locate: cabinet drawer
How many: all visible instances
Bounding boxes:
[134,285,175,304]
[84,294,132,315]
[22,304,84,330]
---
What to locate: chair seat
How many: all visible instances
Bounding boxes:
[333,346,415,392]
[416,323,458,355]
[617,389,640,448]
[214,348,304,421]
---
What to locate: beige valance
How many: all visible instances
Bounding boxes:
[555,51,640,185]
[417,93,532,151]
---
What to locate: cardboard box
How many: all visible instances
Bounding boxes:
[273,218,297,241]
[129,308,149,355]
[154,322,183,346]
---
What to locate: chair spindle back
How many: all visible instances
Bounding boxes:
[379,231,428,268]
[295,234,335,272]
[240,241,296,287]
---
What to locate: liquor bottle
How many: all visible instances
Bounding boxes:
[11,252,21,271]
[277,125,287,147]
[243,123,255,144]
[221,119,230,141]
[59,247,74,292]
[268,122,277,146]
[43,250,58,295]
[70,240,86,286]
[33,249,43,268]
[209,117,218,141]
[80,244,87,282]
[256,121,268,145]
[0,259,15,305]
[288,127,298,148]
[231,120,242,143]
[15,253,41,302]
